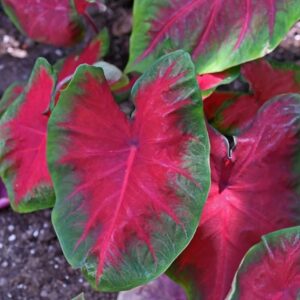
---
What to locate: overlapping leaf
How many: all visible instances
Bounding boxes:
[205,59,300,134]
[47,51,210,291]
[1,0,86,46]
[227,226,300,300]
[0,59,56,212]
[126,0,300,74]
[169,94,300,300]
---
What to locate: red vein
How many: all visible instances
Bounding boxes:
[192,0,222,58]
[95,145,138,280]
[16,123,46,136]
[234,0,251,49]
[67,162,126,200]
[137,0,205,61]
[268,0,276,37]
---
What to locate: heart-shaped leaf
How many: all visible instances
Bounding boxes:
[118,275,187,300]
[227,226,300,300]
[1,0,85,46]
[126,0,300,74]
[47,50,210,291]
[0,82,24,118]
[168,94,300,300]
[0,58,56,212]
[205,59,300,134]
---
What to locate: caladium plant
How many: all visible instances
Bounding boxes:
[1,0,101,46]
[227,226,300,300]
[126,0,300,75]
[47,50,210,291]
[205,59,300,135]
[169,93,300,300]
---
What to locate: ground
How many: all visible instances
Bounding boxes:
[0,2,299,299]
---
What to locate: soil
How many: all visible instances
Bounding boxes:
[0,1,299,299]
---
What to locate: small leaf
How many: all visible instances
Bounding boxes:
[118,275,187,300]
[56,29,110,91]
[197,67,239,99]
[169,94,300,300]
[48,50,210,291]
[0,82,24,117]
[93,61,129,91]
[0,58,56,212]
[1,0,85,46]
[227,226,300,300]
[126,0,300,74]
[205,59,300,134]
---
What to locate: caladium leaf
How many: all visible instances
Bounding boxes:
[227,226,300,300]
[47,50,210,291]
[0,58,56,212]
[1,0,85,47]
[169,94,300,300]
[118,275,187,300]
[241,59,300,101]
[126,0,300,74]
[56,29,110,90]
[0,82,24,117]
[205,59,300,135]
